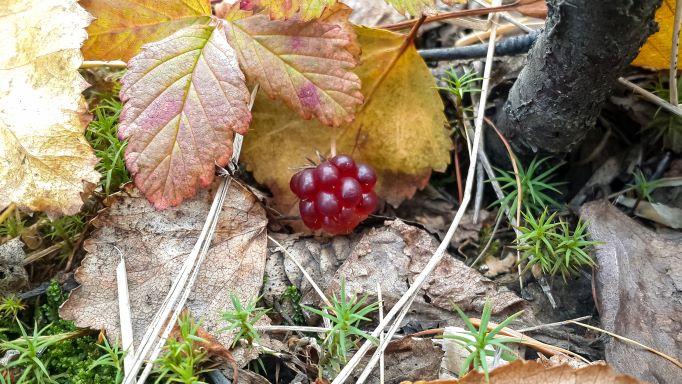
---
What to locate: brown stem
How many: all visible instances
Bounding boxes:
[380,1,521,31]
[454,139,463,204]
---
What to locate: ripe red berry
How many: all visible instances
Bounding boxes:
[356,163,377,192]
[331,155,357,176]
[290,154,378,234]
[314,161,340,191]
[292,168,316,199]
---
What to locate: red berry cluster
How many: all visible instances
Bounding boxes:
[290,155,378,234]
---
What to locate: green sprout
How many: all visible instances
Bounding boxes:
[89,338,125,384]
[154,313,210,384]
[301,279,379,373]
[628,169,665,203]
[516,210,598,281]
[0,213,25,240]
[492,157,565,215]
[85,98,130,196]
[444,300,522,382]
[221,294,268,347]
[438,68,482,102]
[0,322,79,384]
[281,285,306,325]
[0,296,25,320]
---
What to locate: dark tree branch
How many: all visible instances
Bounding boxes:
[493,0,662,156]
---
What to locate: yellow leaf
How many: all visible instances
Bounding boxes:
[242,26,451,215]
[0,0,100,218]
[633,0,681,69]
[80,0,212,61]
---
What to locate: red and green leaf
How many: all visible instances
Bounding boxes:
[81,0,212,61]
[118,21,251,208]
[224,14,363,127]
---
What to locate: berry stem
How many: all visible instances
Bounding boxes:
[330,131,337,157]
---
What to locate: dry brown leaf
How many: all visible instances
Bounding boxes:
[632,0,681,69]
[581,201,682,383]
[400,360,645,383]
[0,0,100,217]
[60,183,268,350]
[323,220,527,319]
[241,26,451,216]
[516,0,548,19]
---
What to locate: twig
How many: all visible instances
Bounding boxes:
[568,321,682,369]
[470,0,535,34]
[0,203,16,225]
[418,30,539,62]
[22,236,78,265]
[618,77,682,117]
[470,210,504,267]
[267,236,333,309]
[454,138,464,204]
[380,1,520,31]
[517,315,591,332]
[473,162,484,222]
[483,117,523,289]
[332,3,503,382]
[377,284,385,384]
[116,250,136,383]
[670,0,682,106]
[80,60,127,69]
[255,325,329,333]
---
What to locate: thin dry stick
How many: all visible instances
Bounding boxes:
[470,0,534,34]
[116,252,136,383]
[483,117,524,290]
[568,321,682,369]
[380,0,520,31]
[267,236,333,309]
[0,203,16,225]
[255,325,329,333]
[333,3,503,382]
[267,235,333,331]
[618,77,682,117]
[377,284,385,384]
[670,0,682,105]
[517,315,591,333]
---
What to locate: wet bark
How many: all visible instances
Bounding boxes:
[493,0,662,156]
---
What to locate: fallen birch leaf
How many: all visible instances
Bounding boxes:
[632,0,681,69]
[241,26,451,215]
[224,13,363,127]
[118,22,251,209]
[0,0,100,217]
[80,0,212,61]
[60,184,268,351]
[401,360,645,383]
[581,201,682,383]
